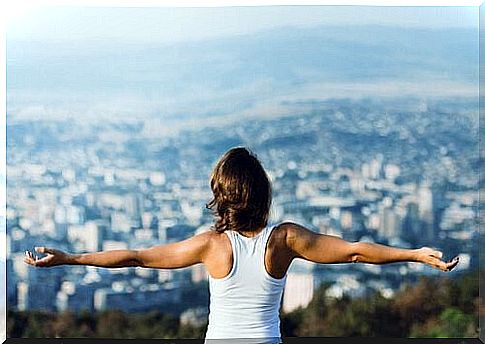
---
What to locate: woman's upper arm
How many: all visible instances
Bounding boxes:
[281,222,358,264]
[135,231,212,269]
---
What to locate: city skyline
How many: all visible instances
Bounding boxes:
[5,95,479,316]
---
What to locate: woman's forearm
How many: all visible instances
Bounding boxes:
[353,242,418,264]
[68,250,140,268]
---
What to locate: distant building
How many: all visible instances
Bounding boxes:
[17,268,63,311]
[102,240,128,251]
[369,157,382,180]
[282,272,314,313]
[56,282,95,312]
[378,206,400,239]
[67,221,101,252]
[282,260,315,313]
[165,224,195,242]
[340,210,353,230]
[16,282,28,311]
[6,258,17,309]
[66,206,84,225]
[180,307,208,327]
[325,274,364,299]
[192,264,208,284]
[158,270,173,283]
[417,182,434,242]
[402,202,421,245]
[93,284,181,312]
[110,212,132,233]
[11,252,29,280]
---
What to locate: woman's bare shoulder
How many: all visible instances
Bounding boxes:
[273,221,308,243]
[202,229,232,253]
[269,221,307,251]
[201,229,233,277]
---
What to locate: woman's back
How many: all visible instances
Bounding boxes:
[205,225,287,342]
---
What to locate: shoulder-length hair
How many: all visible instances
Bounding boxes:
[206,147,272,233]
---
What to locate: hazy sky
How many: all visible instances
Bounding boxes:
[7,6,478,44]
[6,5,479,123]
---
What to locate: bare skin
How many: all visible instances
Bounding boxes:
[24,221,459,277]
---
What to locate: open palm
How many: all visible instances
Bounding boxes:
[416,246,459,272]
[24,247,70,267]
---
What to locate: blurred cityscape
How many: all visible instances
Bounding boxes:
[5,95,479,327]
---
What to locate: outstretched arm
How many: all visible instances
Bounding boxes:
[24,231,212,269]
[281,222,459,272]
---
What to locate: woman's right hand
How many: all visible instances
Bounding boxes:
[414,246,460,272]
[24,247,71,267]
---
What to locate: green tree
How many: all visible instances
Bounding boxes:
[409,307,477,338]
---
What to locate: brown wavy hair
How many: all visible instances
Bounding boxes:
[206,147,272,233]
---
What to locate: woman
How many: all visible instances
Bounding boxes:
[24,147,459,343]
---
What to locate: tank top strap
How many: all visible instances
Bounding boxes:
[224,229,237,245]
[256,225,276,266]
[224,229,239,264]
[261,224,277,250]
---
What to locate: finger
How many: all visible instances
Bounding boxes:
[445,257,460,271]
[436,257,459,272]
[427,257,449,272]
[23,257,36,266]
[26,259,37,267]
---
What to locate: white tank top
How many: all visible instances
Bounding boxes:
[205,225,287,343]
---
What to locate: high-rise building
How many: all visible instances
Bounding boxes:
[67,221,101,252]
[110,212,132,233]
[18,268,63,311]
[84,221,101,252]
[417,182,434,242]
[282,272,314,313]
[56,282,95,312]
[340,210,353,230]
[379,206,400,239]
[369,157,382,180]
[402,201,421,245]
[6,258,17,309]
[282,259,315,313]
[125,193,142,219]
[17,282,28,311]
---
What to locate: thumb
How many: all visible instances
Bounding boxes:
[35,247,54,254]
